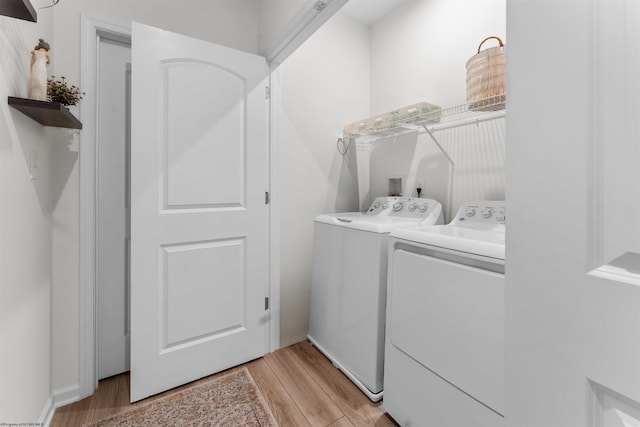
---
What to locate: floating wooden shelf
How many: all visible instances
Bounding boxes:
[0,0,37,22]
[8,97,82,129]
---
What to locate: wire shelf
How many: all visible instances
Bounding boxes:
[344,95,505,138]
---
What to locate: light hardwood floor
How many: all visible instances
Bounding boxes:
[51,341,399,426]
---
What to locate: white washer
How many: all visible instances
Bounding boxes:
[383,201,506,427]
[308,196,444,401]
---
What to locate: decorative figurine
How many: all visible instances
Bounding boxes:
[29,38,50,101]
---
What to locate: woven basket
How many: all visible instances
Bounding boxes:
[466,36,506,110]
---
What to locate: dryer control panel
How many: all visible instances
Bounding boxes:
[365,197,442,220]
[455,201,506,226]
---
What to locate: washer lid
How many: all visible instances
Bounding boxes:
[314,197,444,233]
[315,213,442,233]
[391,225,505,260]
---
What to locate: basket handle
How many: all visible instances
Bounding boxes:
[477,36,504,54]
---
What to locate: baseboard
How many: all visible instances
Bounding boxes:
[38,396,54,427]
[39,384,81,426]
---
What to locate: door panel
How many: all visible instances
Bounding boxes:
[164,61,246,209]
[506,1,640,426]
[162,238,245,348]
[130,22,269,402]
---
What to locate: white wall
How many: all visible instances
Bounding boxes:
[278,12,369,345]
[49,0,261,395]
[368,132,418,197]
[0,4,55,423]
[371,0,506,110]
[364,0,506,218]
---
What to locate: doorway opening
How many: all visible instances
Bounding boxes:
[95,36,132,380]
[79,17,133,397]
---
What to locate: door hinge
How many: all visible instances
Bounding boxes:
[265,191,270,205]
[265,85,270,99]
[265,297,269,310]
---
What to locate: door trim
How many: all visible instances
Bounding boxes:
[262,0,349,64]
[79,14,132,399]
[268,64,281,353]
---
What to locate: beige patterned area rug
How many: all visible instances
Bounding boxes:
[84,368,277,427]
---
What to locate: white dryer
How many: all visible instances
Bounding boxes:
[308,196,444,401]
[384,201,506,427]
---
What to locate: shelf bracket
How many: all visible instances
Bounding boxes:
[421,124,455,220]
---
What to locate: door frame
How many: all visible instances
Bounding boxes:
[78,15,284,399]
[79,14,132,398]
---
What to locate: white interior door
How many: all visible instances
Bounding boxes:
[507,1,640,426]
[130,22,269,402]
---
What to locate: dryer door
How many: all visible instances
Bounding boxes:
[389,249,505,414]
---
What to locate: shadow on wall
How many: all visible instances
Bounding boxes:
[0,15,78,213]
[2,91,78,218]
[369,132,418,200]
[0,105,53,217]
[362,116,506,222]
[325,134,359,214]
[415,150,452,217]
[50,130,78,209]
[0,18,31,98]
[366,132,453,219]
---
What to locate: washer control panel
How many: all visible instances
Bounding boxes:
[365,197,441,219]
[456,201,506,225]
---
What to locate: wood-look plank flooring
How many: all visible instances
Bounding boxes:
[51,341,399,427]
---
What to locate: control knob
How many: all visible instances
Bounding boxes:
[393,202,404,212]
[419,204,428,213]
[373,202,381,209]
[408,204,417,212]
[481,208,493,219]
[465,208,476,217]
[382,202,389,209]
